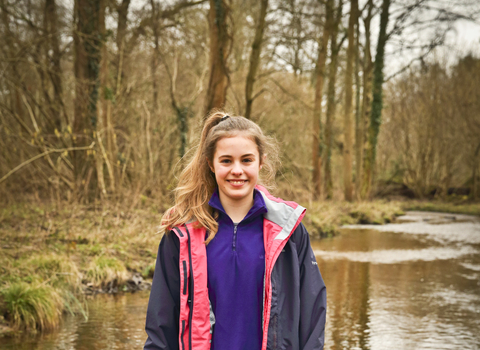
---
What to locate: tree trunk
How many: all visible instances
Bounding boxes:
[343,0,357,201]
[151,0,160,112]
[354,5,361,200]
[358,0,373,199]
[115,0,130,97]
[363,0,391,198]
[204,0,231,115]
[1,0,24,121]
[98,0,116,193]
[96,0,107,197]
[324,0,343,200]
[312,0,333,200]
[473,142,480,200]
[73,0,103,200]
[44,0,67,130]
[244,0,268,120]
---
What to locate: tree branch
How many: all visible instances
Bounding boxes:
[0,143,95,185]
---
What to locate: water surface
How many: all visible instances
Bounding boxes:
[314,211,480,350]
[1,292,150,350]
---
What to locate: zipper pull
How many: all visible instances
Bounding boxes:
[233,224,238,251]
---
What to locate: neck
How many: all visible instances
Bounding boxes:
[219,192,255,223]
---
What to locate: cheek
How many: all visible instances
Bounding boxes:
[248,166,261,179]
[213,166,228,180]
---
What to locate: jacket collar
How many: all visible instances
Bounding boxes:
[208,188,268,223]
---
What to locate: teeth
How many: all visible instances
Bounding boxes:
[230,181,245,185]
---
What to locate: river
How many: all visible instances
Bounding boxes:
[2,211,479,349]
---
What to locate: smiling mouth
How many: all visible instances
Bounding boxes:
[227,180,248,185]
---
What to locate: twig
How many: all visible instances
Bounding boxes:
[0,143,95,185]
[270,78,313,111]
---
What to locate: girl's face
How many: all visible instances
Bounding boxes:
[209,135,262,207]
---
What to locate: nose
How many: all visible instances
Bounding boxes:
[231,161,244,176]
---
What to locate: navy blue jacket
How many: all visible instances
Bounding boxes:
[144,221,327,350]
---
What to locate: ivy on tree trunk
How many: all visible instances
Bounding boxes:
[363,0,391,199]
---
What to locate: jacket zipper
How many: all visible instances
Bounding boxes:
[185,225,194,350]
[232,224,238,251]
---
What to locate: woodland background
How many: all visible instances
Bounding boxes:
[1,0,480,207]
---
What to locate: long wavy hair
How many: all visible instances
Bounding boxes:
[160,110,280,244]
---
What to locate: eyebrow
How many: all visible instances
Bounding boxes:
[218,153,257,158]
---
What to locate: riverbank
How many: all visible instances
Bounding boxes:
[1,198,479,335]
[0,201,161,336]
[401,200,480,217]
[304,199,480,238]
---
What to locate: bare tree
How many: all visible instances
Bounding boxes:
[362,0,390,198]
[244,0,269,120]
[353,0,362,199]
[73,0,104,200]
[312,0,333,199]
[44,0,66,131]
[356,0,373,199]
[324,0,343,199]
[343,0,357,201]
[205,0,231,115]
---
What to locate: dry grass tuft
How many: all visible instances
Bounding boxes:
[84,256,129,287]
[0,282,63,332]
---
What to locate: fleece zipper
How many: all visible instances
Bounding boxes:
[232,224,238,251]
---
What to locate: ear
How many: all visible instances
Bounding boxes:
[207,158,214,173]
[260,154,267,169]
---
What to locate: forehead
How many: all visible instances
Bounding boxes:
[214,135,258,156]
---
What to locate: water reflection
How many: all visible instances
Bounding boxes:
[313,212,480,350]
[1,292,150,350]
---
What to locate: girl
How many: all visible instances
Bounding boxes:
[144,111,326,350]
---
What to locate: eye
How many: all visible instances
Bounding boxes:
[220,159,231,164]
[243,158,253,163]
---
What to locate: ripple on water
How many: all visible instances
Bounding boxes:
[315,246,478,264]
[343,222,480,245]
[460,262,480,271]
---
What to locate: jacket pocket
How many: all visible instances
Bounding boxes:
[182,260,187,295]
[181,319,186,350]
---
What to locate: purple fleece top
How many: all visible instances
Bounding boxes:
[207,189,267,350]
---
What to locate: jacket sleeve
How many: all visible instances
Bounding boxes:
[296,223,327,350]
[144,231,181,350]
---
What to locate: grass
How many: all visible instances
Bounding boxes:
[85,256,129,287]
[402,200,480,216]
[303,200,405,238]
[28,254,81,289]
[1,282,63,332]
